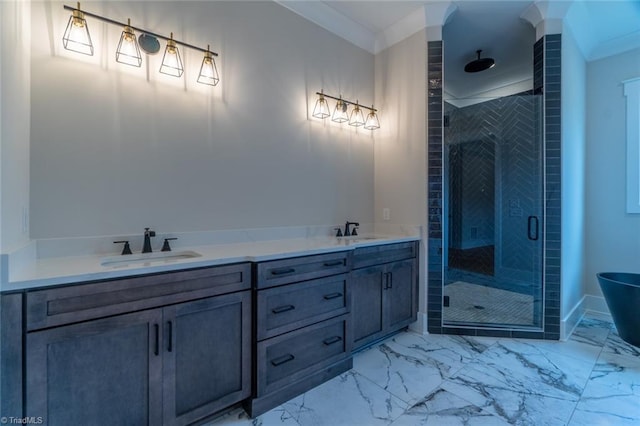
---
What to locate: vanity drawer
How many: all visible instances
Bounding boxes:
[352,241,417,269]
[255,252,350,289]
[256,314,350,396]
[256,274,349,340]
[26,263,251,331]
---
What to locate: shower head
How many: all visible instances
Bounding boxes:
[464,50,495,73]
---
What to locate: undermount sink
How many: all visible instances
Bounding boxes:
[101,250,202,268]
[340,236,385,244]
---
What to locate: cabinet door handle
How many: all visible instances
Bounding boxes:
[528,216,539,241]
[383,272,390,289]
[271,268,295,276]
[323,292,343,300]
[167,321,173,353]
[323,336,342,346]
[388,272,393,289]
[323,260,343,267]
[271,354,295,366]
[154,324,159,356]
[272,305,295,314]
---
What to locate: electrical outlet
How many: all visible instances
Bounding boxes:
[383,208,390,221]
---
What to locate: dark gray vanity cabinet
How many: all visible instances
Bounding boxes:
[163,291,251,426]
[26,309,164,426]
[24,263,252,426]
[247,251,353,417]
[351,242,418,351]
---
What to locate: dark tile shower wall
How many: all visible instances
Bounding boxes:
[427,41,444,334]
[426,35,561,339]
[542,34,561,340]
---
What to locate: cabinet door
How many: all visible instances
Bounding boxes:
[385,259,417,331]
[26,310,163,426]
[351,265,385,350]
[162,291,251,426]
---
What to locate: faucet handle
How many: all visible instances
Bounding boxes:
[351,226,358,236]
[161,238,177,252]
[334,227,343,237]
[114,240,132,255]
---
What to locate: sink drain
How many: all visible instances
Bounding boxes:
[473,305,485,310]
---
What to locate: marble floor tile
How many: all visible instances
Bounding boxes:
[390,388,510,426]
[444,339,593,401]
[204,406,299,426]
[441,381,577,426]
[601,329,640,360]
[282,370,409,426]
[352,333,495,405]
[204,315,640,426]
[519,317,611,365]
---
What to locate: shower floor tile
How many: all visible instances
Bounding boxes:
[443,281,534,325]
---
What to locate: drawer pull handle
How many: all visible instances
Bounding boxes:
[323,292,343,300]
[272,305,295,314]
[323,260,343,267]
[271,354,295,366]
[271,268,295,276]
[154,324,159,356]
[323,336,342,346]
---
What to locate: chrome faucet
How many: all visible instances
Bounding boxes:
[142,227,156,253]
[344,221,360,237]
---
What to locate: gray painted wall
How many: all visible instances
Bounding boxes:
[585,46,640,298]
[1,0,31,253]
[560,26,587,321]
[29,1,376,239]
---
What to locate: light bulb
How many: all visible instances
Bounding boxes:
[349,102,365,127]
[197,47,220,86]
[332,98,349,123]
[62,3,93,56]
[313,93,330,119]
[364,107,380,130]
[116,19,142,67]
[160,33,184,77]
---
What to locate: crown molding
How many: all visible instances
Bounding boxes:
[274,0,375,53]
[374,6,426,54]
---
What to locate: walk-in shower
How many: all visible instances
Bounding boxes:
[442,94,543,329]
[425,1,562,337]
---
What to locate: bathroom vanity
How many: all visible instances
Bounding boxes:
[0,238,418,425]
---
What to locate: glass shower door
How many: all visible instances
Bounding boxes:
[443,95,543,329]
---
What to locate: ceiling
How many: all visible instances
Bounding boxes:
[277,0,640,98]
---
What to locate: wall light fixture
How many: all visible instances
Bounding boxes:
[62,3,220,86]
[312,91,380,130]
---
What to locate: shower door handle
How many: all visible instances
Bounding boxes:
[528,216,539,241]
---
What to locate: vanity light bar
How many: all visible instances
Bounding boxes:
[62,3,220,86]
[313,91,380,130]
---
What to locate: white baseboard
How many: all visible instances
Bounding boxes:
[561,294,612,340]
[583,294,611,317]
[561,296,586,341]
[409,311,429,335]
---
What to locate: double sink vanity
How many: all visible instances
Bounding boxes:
[0,231,419,425]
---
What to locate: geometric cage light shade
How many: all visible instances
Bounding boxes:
[62,3,93,56]
[61,3,220,87]
[197,46,220,86]
[159,34,184,77]
[116,19,142,67]
[312,91,380,131]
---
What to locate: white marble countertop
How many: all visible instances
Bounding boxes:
[2,234,419,292]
